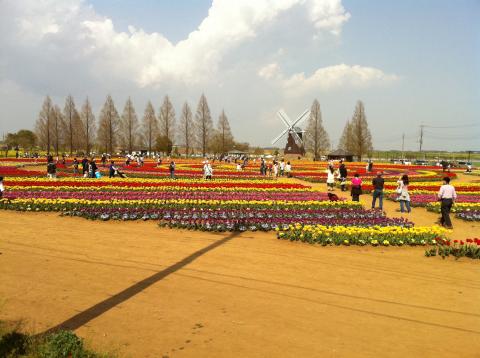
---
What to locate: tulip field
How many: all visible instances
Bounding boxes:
[3,157,477,246]
[1,157,480,358]
[0,157,479,245]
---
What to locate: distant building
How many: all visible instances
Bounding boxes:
[327,149,354,162]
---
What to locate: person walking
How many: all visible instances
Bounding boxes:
[339,160,348,192]
[169,161,176,179]
[437,176,456,229]
[397,174,411,213]
[350,173,362,202]
[371,171,385,210]
[326,165,336,191]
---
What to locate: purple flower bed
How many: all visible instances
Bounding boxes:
[6,190,332,202]
[61,207,413,231]
[387,193,480,207]
[456,210,480,221]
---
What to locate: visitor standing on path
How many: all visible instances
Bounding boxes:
[350,173,362,202]
[371,172,385,210]
[397,174,411,213]
[326,165,336,191]
[339,160,348,191]
[437,176,456,229]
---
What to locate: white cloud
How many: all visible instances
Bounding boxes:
[259,62,398,96]
[0,0,351,86]
[258,63,282,80]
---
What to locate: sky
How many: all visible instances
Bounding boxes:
[0,0,478,151]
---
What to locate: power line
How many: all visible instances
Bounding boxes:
[424,123,480,129]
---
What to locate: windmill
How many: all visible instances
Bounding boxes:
[271,109,310,155]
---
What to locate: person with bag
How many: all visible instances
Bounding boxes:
[437,176,456,229]
[396,174,411,213]
[350,173,362,202]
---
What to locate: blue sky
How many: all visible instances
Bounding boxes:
[0,0,478,151]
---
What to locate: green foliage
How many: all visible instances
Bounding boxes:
[37,331,85,358]
[0,331,29,357]
[0,326,110,358]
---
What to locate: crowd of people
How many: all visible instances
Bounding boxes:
[39,153,460,229]
[322,159,456,228]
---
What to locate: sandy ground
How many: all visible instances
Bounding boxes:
[1,173,480,357]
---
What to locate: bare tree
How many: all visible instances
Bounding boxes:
[52,105,65,156]
[216,109,234,154]
[80,97,96,155]
[305,99,330,160]
[142,101,158,155]
[63,95,81,155]
[178,102,194,156]
[349,100,373,160]
[159,95,176,154]
[35,96,54,154]
[194,94,213,157]
[120,97,139,153]
[97,95,120,154]
[338,120,354,153]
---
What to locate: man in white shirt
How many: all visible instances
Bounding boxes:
[437,176,457,229]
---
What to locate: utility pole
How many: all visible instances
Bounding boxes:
[419,125,424,153]
[402,133,405,159]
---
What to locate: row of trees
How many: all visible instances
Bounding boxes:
[304,99,373,160]
[34,94,236,156]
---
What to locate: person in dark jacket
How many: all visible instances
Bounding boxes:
[89,159,98,178]
[169,161,176,179]
[47,160,57,179]
[109,161,117,178]
[371,171,385,210]
[339,160,348,191]
[81,157,89,176]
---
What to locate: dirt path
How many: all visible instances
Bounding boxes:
[1,210,480,357]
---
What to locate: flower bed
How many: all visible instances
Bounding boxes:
[425,238,480,259]
[276,224,447,246]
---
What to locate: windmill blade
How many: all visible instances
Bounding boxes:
[291,109,310,127]
[277,110,292,128]
[271,128,289,145]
